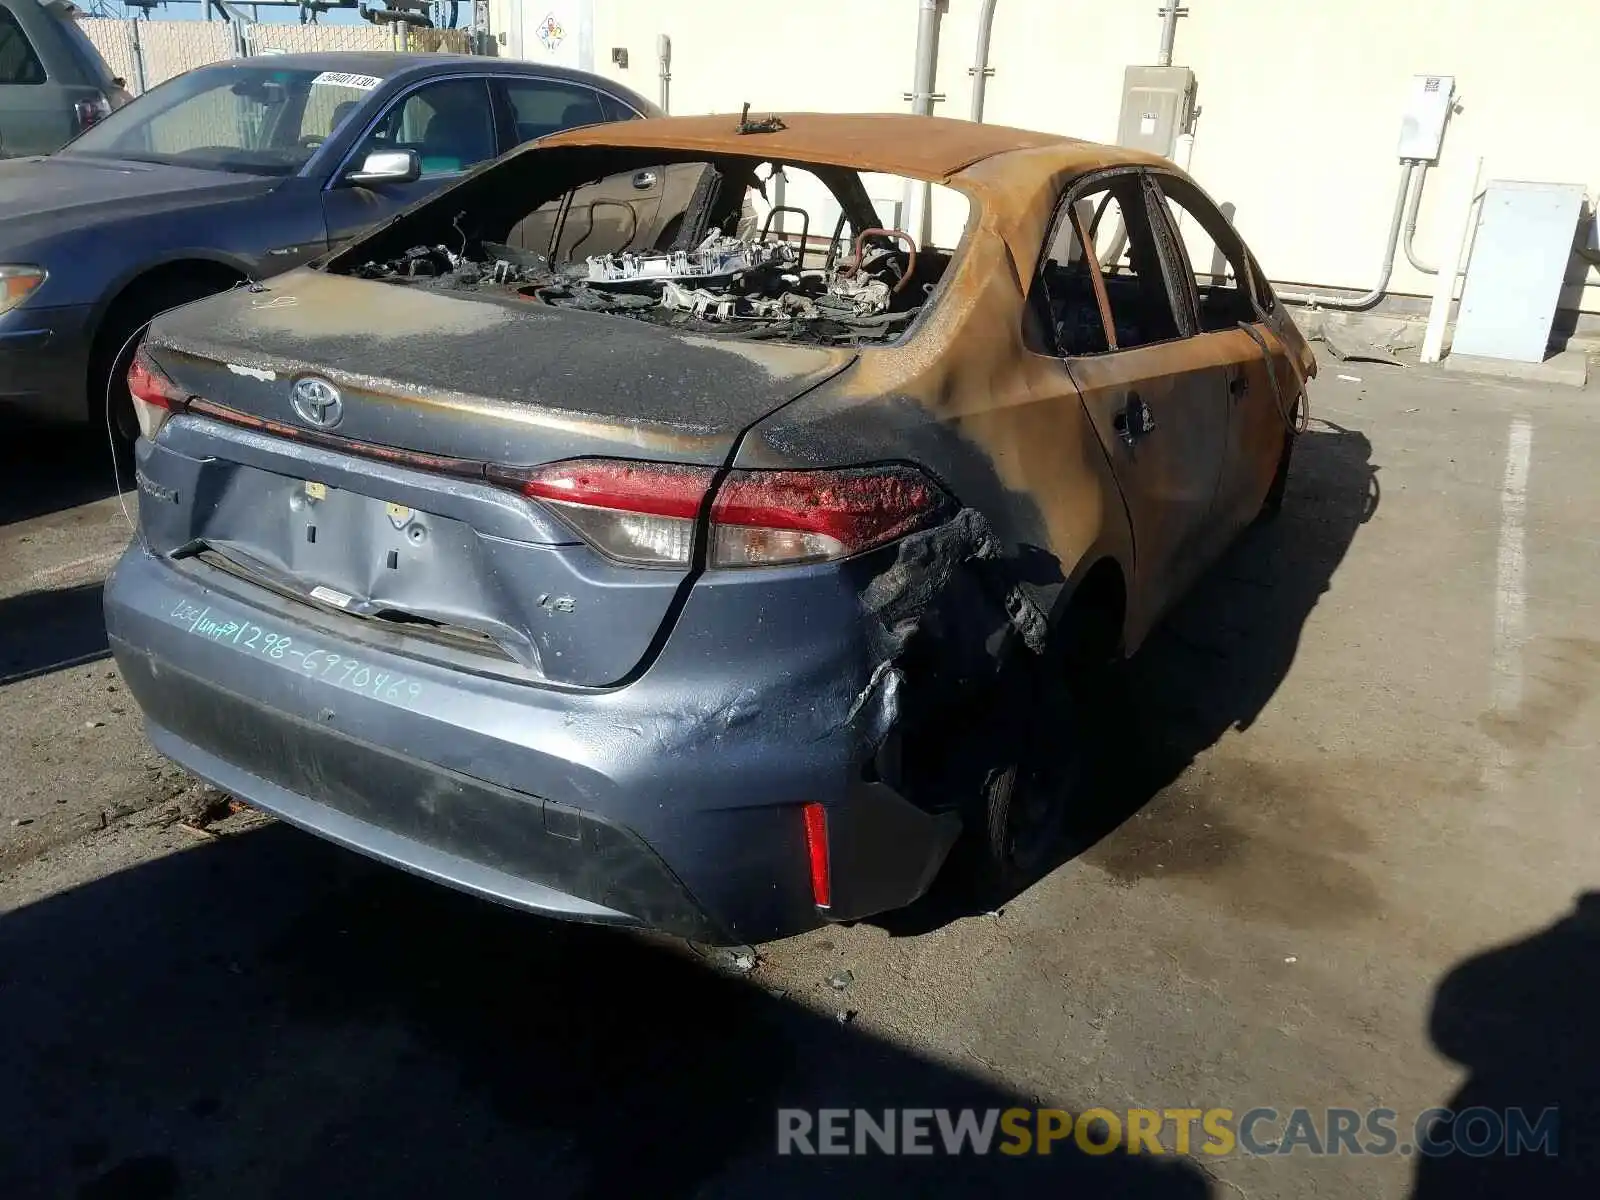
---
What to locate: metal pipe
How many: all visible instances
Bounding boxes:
[1402,160,1437,273]
[903,0,942,246]
[909,0,940,117]
[656,34,671,114]
[844,229,919,292]
[129,18,146,93]
[1157,1,1181,66]
[1404,159,1479,278]
[969,0,999,123]
[1277,162,1415,311]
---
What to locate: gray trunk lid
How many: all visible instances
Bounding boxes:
[139,271,855,687]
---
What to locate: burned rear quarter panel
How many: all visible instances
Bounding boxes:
[737,152,1142,644]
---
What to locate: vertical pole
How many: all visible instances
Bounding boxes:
[1157,1,1180,66]
[130,17,147,94]
[657,33,671,113]
[969,0,998,123]
[1421,154,1483,364]
[902,0,941,245]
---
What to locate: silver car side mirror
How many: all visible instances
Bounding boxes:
[345,149,421,186]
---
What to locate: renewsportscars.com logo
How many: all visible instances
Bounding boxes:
[776,1106,1560,1158]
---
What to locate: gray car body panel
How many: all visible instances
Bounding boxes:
[139,414,693,687]
[107,521,961,942]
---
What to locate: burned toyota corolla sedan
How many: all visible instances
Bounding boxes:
[105,113,1316,943]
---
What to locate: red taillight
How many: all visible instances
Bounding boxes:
[494,458,947,569]
[74,95,111,133]
[802,802,831,909]
[127,348,183,408]
[127,346,187,440]
[513,458,714,519]
[710,466,945,567]
[499,459,716,567]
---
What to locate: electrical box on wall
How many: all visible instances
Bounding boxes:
[1396,74,1455,162]
[1116,65,1196,159]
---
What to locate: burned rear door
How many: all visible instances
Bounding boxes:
[507,164,666,260]
[1148,170,1296,536]
[1037,169,1228,628]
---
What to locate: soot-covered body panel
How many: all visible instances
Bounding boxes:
[144,270,857,465]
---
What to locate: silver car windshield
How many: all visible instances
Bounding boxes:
[62,63,382,176]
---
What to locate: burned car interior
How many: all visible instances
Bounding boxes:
[331,145,965,347]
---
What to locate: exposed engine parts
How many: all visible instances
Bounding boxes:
[353,228,941,347]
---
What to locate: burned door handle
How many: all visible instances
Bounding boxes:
[632,170,658,189]
[1112,393,1156,447]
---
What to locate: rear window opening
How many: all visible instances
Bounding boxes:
[331,147,971,347]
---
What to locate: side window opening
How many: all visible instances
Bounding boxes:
[356,78,495,178]
[1026,173,1182,357]
[0,5,45,85]
[598,91,638,123]
[1246,247,1276,315]
[1154,174,1259,332]
[503,79,608,147]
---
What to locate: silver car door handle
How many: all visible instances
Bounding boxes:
[632,170,658,189]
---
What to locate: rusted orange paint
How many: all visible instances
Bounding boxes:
[539,114,1307,653]
[290,114,1311,656]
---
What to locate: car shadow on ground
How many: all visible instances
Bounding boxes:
[0,582,111,685]
[0,419,124,528]
[880,418,1380,933]
[0,829,1212,1200]
[1409,892,1600,1198]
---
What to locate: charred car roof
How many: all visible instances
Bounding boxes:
[533,112,1171,185]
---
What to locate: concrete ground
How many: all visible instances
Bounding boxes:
[1,360,1597,1199]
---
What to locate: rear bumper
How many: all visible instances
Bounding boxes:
[105,544,960,943]
[0,304,93,422]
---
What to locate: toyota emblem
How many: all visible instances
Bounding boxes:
[291,377,343,429]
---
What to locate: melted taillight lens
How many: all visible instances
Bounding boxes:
[496,458,948,569]
[709,465,947,567]
[126,346,187,441]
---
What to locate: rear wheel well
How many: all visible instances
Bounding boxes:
[88,260,246,440]
[1056,558,1126,670]
[90,261,245,393]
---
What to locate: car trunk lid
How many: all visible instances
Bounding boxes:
[138,271,856,687]
[145,270,855,464]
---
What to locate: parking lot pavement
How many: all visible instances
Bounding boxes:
[0,422,201,874]
[2,362,1597,1198]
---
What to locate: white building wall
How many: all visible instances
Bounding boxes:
[492,0,1600,315]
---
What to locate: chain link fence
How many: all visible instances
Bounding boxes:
[78,18,476,97]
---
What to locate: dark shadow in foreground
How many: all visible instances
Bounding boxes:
[879,418,1380,933]
[0,828,1210,1200]
[0,419,123,528]
[1410,892,1600,1198]
[0,582,110,686]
